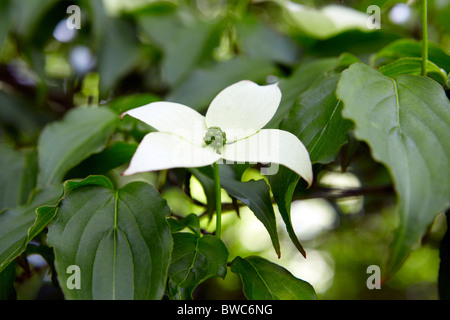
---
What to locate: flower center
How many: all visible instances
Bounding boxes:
[204,127,226,153]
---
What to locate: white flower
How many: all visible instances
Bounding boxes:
[121,80,313,185]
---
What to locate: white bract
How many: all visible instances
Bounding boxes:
[121,80,313,185]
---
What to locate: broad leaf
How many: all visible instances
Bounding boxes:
[231,256,316,300]
[336,63,450,277]
[194,165,281,258]
[378,57,447,85]
[235,14,301,65]
[97,18,142,97]
[373,39,450,73]
[167,233,228,300]
[267,168,304,258]
[65,142,138,179]
[161,21,223,87]
[267,57,340,128]
[47,176,172,299]
[0,144,37,210]
[0,261,16,300]
[168,214,201,235]
[281,74,353,164]
[37,107,118,187]
[0,184,63,272]
[166,57,277,112]
[269,73,353,258]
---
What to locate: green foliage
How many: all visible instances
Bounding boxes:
[0,0,449,301]
[47,176,172,299]
[231,256,317,300]
[336,63,450,277]
[167,232,228,300]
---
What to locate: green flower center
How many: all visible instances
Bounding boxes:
[204,127,226,152]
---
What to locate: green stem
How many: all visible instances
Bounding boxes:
[421,0,428,76]
[213,161,222,238]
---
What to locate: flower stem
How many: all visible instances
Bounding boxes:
[421,0,428,76]
[213,161,222,238]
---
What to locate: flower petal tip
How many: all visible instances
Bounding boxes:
[120,111,128,121]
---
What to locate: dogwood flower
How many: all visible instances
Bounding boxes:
[121,80,312,185]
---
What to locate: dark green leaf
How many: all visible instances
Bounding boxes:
[0,261,16,300]
[65,142,138,180]
[47,178,172,299]
[378,57,447,85]
[281,74,353,164]
[0,91,50,140]
[231,256,316,300]
[135,2,182,49]
[195,165,281,258]
[107,93,160,114]
[235,14,301,65]
[161,21,223,87]
[0,144,37,210]
[336,63,450,277]
[37,107,119,187]
[167,233,228,300]
[97,18,142,97]
[168,213,201,235]
[12,0,57,41]
[374,39,450,73]
[267,168,304,257]
[267,57,340,128]
[0,184,63,272]
[0,0,11,52]
[269,74,353,257]
[166,57,277,112]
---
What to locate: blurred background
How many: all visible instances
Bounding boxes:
[1,0,449,300]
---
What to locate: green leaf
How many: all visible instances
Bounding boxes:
[135,2,182,49]
[235,14,301,65]
[65,142,138,180]
[269,73,353,257]
[0,0,11,52]
[219,168,280,258]
[267,57,340,128]
[231,256,316,300]
[336,63,450,277]
[281,74,353,164]
[107,93,160,115]
[194,165,281,258]
[161,21,223,87]
[267,168,304,258]
[167,233,228,300]
[0,91,50,140]
[37,107,119,187]
[47,178,172,299]
[0,184,63,272]
[166,57,277,112]
[378,57,447,85]
[0,261,16,300]
[12,0,57,41]
[373,39,450,73]
[0,144,37,210]
[168,213,201,235]
[97,18,142,97]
